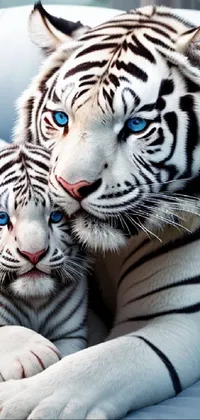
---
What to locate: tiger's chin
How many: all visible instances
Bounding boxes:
[11,271,56,300]
[72,212,127,252]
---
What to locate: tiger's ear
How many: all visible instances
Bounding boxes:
[29,1,90,55]
[176,27,200,67]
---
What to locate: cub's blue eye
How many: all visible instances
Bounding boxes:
[127,117,147,133]
[53,111,68,127]
[50,210,63,224]
[0,212,9,226]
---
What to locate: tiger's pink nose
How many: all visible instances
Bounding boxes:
[19,249,46,265]
[56,176,93,200]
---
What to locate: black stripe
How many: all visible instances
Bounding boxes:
[80,74,95,81]
[125,274,200,305]
[81,33,119,42]
[115,60,147,82]
[0,148,18,160]
[38,287,76,334]
[141,127,157,140]
[156,9,193,29]
[0,161,19,176]
[38,66,60,93]
[185,78,200,93]
[135,335,182,395]
[144,33,173,50]
[45,293,86,338]
[2,255,18,263]
[127,25,173,40]
[129,35,156,63]
[119,301,200,323]
[24,97,35,143]
[76,42,116,58]
[109,73,120,87]
[99,184,135,200]
[49,315,87,342]
[138,103,156,112]
[52,335,87,343]
[2,176,19,186]
[0,298,23,325]
[147,127,164,147]
[26,158,49,173]
[12,300,30,322]
[102,88,113,112]
[161,112,178,163]
[180,94,198,178]
[119,227,200,287]
[29,148,51,159]
[79,80,96,88]
[103,34,127,42]
[159,78,174,96]
[65,60,107,78]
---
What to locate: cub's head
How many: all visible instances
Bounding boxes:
[15,3,200,250]
[0,143,85,300]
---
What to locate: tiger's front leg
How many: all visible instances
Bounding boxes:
[0,314,199,419]
[0,325,61,381]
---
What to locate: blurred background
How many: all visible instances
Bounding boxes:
[0,0,198,10]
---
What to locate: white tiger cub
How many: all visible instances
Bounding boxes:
[0,142,93,381]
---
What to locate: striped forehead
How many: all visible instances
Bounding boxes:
[56,40,165,115]
[55,9,190,113]
[0,144,51,209]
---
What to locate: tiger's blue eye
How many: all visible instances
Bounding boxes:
[0,212,9,226]
[53,111,68,127]
[49,210,63,224]
[127,118,147,133]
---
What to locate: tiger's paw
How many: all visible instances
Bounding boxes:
[0,382,113,420]
[0,350,118,419]
[0,325,61,381]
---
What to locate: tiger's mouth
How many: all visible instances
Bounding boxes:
[19,268,45,279]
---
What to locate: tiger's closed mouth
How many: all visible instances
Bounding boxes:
[20,269,45,278]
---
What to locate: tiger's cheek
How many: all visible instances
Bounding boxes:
[126,136,145,159]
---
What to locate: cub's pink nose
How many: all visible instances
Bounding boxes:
[56,176,92,200]
[19,249,46,265]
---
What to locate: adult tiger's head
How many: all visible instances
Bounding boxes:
[0,143,85,300]
[15,3,200,250]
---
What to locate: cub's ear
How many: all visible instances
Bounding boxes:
[176,27,200,67]
[29,1,90,55]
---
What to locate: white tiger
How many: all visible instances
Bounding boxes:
[0,142,95,381]
[1,3,200,420]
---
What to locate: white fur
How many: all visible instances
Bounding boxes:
[1,224,200,418]
[4,4,200,419]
